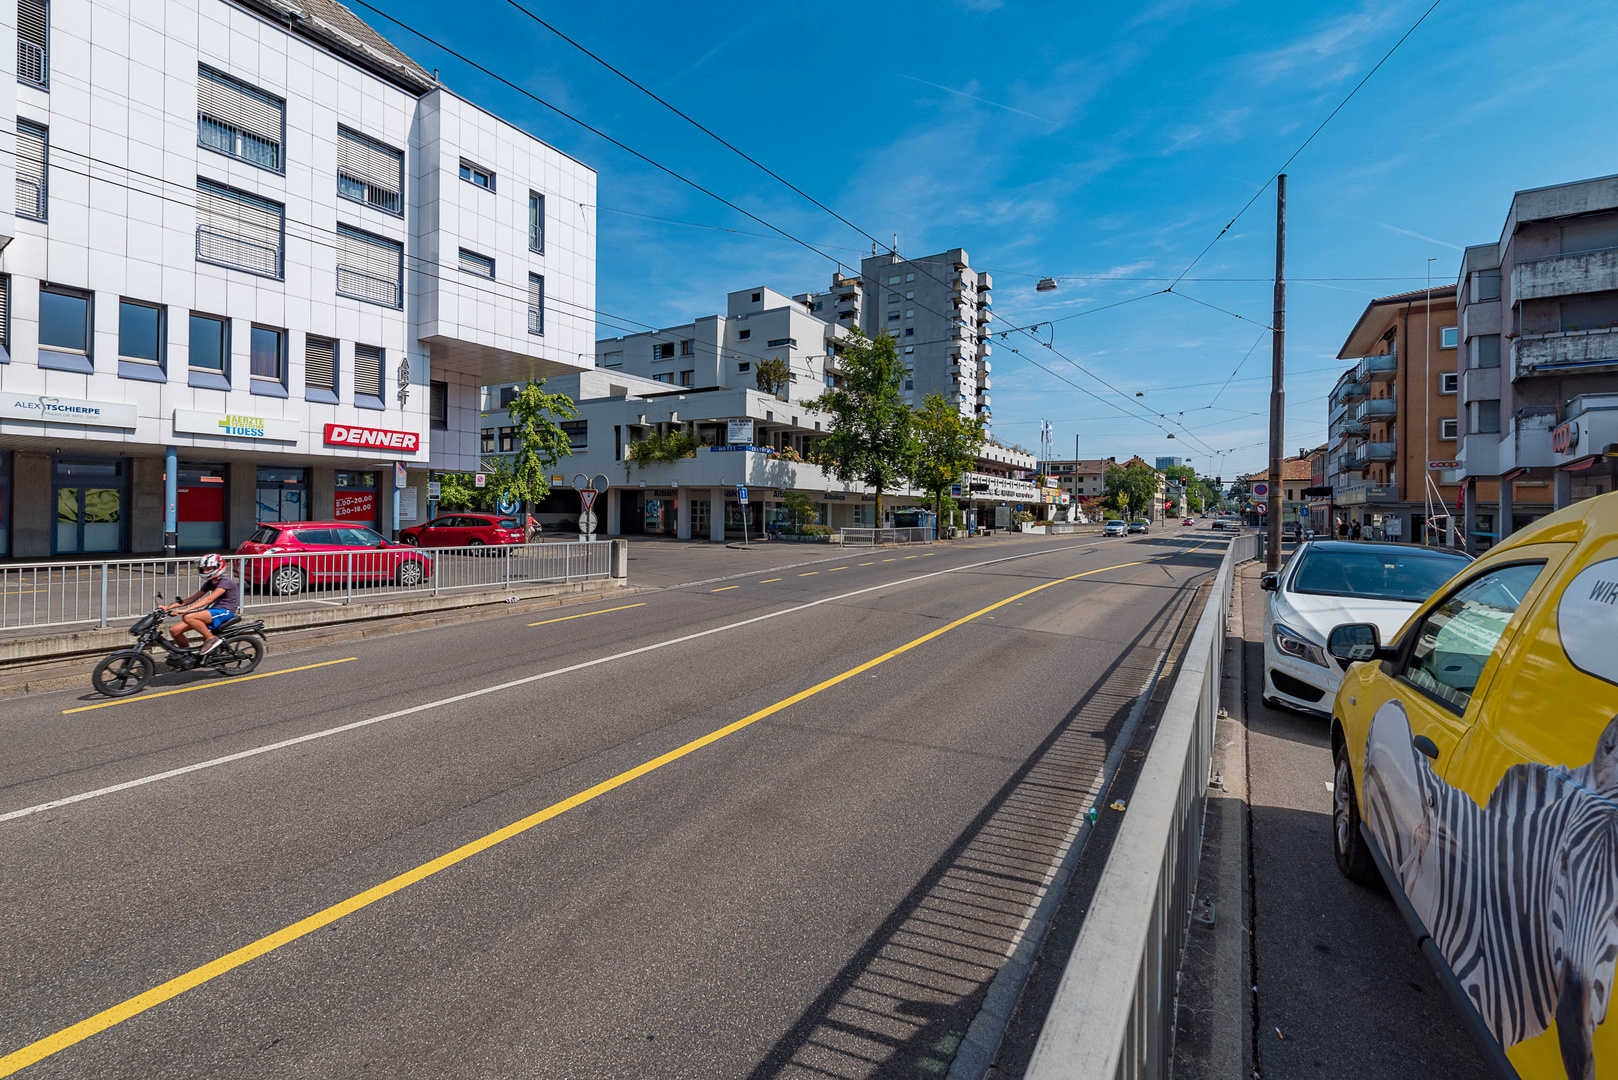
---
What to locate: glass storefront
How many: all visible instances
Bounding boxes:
[727,501,764,534]
[0,451,11,557]
[643,495,676,535]
[55,458,127,554]
[690,499,711,538]
[256,467,309,524]
[334,471,379,528]
[176,464,227,549]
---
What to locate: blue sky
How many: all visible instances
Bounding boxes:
[370,0,1618,478]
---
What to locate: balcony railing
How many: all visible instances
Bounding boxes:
[1364,441,1397,462]
[18,39,46,88]
[1332,378,1369,405]
[1513,325,1618,379]
[1355,397,1397,422]
[1355,353,1397,382]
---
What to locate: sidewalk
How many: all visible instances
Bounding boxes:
[1173,560,1484,1079]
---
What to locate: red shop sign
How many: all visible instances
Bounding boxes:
[323,423,420,452]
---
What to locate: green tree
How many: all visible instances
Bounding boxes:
[911,392,986,529]
[434,472,482,511]
[755,356,792,398]
[803,330,915,522]
[1104,461,1160,519]
[501,379,579,507]
[782,490,816,530]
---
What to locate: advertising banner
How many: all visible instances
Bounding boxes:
[334,490,377,523]
[727,419,754,445]
[0,394,136,429]
[175,409,297,442]
[323,423,420,453]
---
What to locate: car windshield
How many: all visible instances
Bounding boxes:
[1289,547,1469,603]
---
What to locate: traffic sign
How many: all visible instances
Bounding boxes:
[1252,482,1269,497]
[1255,503,1268,514]
[496,493,518,515]
[427,481,442,499]
[394,462,407,487]
[580,511,598,533]
[475,473,486,488]
[580,489,599,515]
[737,486,749,504]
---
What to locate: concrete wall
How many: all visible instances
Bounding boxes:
[130,458,165,553]
[227,461,257,549]
[13,453,50,558]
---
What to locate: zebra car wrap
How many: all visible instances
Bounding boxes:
[1333,491,1618,1080]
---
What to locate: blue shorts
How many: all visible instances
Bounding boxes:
[205,608,235,630]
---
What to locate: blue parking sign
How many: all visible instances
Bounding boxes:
[496,493,518,515]
[737,486,749,504]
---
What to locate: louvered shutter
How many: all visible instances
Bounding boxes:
[354,344,383,398]
[18,0,47,87]
[198,68,283,168]
[0,276,10,348]
[459,249,494,278]
[527,273,544,335]
[336,225,402,308]
[15,122,46,219]
[337,128,403,214]
[196,179,283,277]
[306,336,336,394]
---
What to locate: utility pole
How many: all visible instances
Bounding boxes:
[1267,174,1286,570]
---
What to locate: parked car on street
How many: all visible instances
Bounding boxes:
[401,513,525,548]
[1327,492,1618,1080]
[1103,519,1128,537]
[1261,540,1471,716]
[236,522,434,595]
[1127,519,1149,534]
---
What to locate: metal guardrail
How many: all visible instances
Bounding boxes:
[837,526,936,546]
[1024,530,1259,1080]
[0,541,611,633]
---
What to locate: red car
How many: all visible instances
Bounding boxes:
[236,521,433,595]
[1182,517,1197,526]
[400,512,525,548]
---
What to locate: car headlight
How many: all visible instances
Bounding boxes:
[1272,622,1328,668]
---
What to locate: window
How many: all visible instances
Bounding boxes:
[458,249,494,278]
[196,179,284,278]
[353,343,384,400]
[904,327,914,337]
[1441,371,1458,394]
[737,362,751,372]
[1440,325,1458,349]
[337,127,403,215]
[249,325,283,383]
[305,335,337,397]
[528,191,544,251]
[336,225,402,308]
[189,313,227,372]
[1441,418,1458,440]
[18,0,46,88]
[888,312,900,322]
[747,291,761,303]
[680,339,693,356]
[904,378,914,390]
[118,300,163,365]
[679,370,694,386]
[1560,217,1618,256]
[0,276,10,356]
[527,273,544,335]
[652,372,673,384]
[459,160,493,189]
[767,338,795,348]
[905,346,914,354]
[39,285,89,356]
[888,276,900,285]
[906,291,915,299]
[738,329,750,340]
[16,120,46,219]
[1560,296,1618,332]
[498,427,516,452]
[498,385,518,409]
[1476,334,1501,369]
[906,273,915,282]
[480,428,495,453]
[905,309,915,319]
[1400,563,1543,712]
[654,342,675,360]
[1474,269,1501,302]
[430,380,448,429]
[813,302,822,311]
[601,351,623,368]
[197,67,283,171]
[561,420,587,448]
[1476,399,1501,434]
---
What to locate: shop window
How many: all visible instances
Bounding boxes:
[249,325,285,395]
[54,458,125,554]
[176,465,226,549]
[39,284,90,372]
[334,471,379,527]
[255,467,308,524]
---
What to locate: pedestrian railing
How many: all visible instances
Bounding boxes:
[837,526,936,546]
[0,541,613,633]
[1023,530,1258,1080]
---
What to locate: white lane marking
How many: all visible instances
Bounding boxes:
[0,536,1213,824]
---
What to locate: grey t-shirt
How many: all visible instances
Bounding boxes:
[207,574,240,613]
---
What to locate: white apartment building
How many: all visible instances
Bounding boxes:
[0,0,594,557]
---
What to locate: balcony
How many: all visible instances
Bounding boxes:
[1332,378,1369,405]
[981,359,991,374]
[978,273,992,291]
[981,341,991,357]
[981,308,994,324]
[1331,415,1369,439]
[1363,441,1397,462]
[1554,393,1618,463]
[1461,298,1500,341]
[1499,409,1557,474]
[1355,353,1397,382]
[1513,325,1618,379]
[980,377,992,391]
[1460,432,1500,479]
[1512,246,1618,301]
[1462,365,1501,404]
[1355,398,1397,422]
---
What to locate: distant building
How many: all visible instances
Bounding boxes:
[1155,456,1184,471]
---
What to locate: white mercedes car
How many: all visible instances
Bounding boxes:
[1260,540,1472,716]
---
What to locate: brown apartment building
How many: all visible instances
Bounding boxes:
[1326,284,1528,544]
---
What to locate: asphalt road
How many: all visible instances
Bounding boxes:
[0,531,1223,1079]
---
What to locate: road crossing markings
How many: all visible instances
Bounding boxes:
[528,602,647,627]
[711,586,740,592]
[60,658,359,715]
[759,578,783,583]
[0,554,1151,1077]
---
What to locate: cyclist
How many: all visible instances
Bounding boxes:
[165,553,240,656]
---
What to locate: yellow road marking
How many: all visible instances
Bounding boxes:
[799,572,818,576]
[1,556,1147,1075]
[858,562,874,566]
[711,586,739,592]
[903,556,918,560]
[921,553,934,557]
[528,602,647,627]
[827,567,848,572]
[759,578,782,583]
[882,558,897,562]
[63,658,358,715]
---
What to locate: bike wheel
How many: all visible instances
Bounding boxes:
[92,652,154,697]
[212,635,263,677]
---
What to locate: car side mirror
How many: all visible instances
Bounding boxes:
[1260,573,1279,591]
[1328,623,1385,663]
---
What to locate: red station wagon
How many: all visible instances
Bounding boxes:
[236,521,433,595]
[400,513,525,548]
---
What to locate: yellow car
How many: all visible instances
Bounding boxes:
[1327,491,1618,1080]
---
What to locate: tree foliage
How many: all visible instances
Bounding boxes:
[911,392,986,526]
[782,490,817,530]
[1104,461,1160,518]
[755,356,791,398]
[503,379,579,505]
[803,330,914,521]
[628,428,700,467]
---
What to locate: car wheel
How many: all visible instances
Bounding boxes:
[271,565,306,596]
[402,535,419,546]
[397,560,425,587]
[1332,738,1377,885]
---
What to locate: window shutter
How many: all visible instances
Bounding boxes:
[430,380,448,424]
[196,179,283,277]
[337,128,403,213]
[336,225,402,308]
[18,0,47,86]
[527,273,544,334]
[459,249,494,278]
[0,277,9,347]
[354,344,383,398]
[198,68,283,143]
[305,336,336,394]
[15,122,46,219]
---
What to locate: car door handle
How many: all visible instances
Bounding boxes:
[1412,735,1439,760]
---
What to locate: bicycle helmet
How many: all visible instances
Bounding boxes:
[198,553,224,578]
